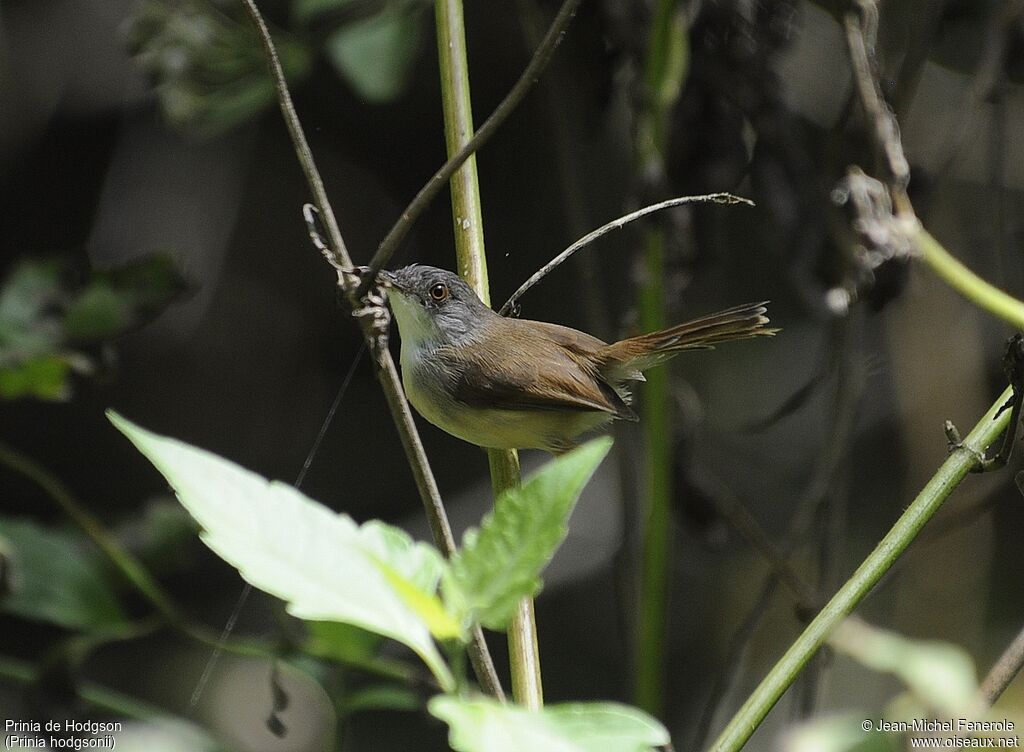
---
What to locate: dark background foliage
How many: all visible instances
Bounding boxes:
[2,0,1024,749]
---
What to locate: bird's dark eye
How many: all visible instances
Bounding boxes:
[429,283,449,302]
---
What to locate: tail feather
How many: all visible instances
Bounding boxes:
[598,302,777,376]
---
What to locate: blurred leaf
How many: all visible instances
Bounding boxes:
[429,696,670,752]
[0,517,126,630]
[448,438,612,630]
[293,0,361,24]
[782,715,898,752]
[830,619,978,714]
[0,256,185,401]
[0,356,73,400]
[63,283,127,340]
[304,620,384,664]
[339,683,421,715]
[114,498,200,576]
[324,3,426,103]
[124,0,313,137]
[108,411,456,690]
[0,259,64,360]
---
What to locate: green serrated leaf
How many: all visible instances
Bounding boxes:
[325,5,424,103]
[0,517,126,630]
[449,438,612,631]
[830,619,978,714]
[107,410,455,690]
[429,696,670,752]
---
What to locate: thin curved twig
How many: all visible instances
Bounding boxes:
[239,0,505,700]
[361,0,585,289]
[497,193,753,316]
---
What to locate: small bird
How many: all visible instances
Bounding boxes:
[379,265,776,453]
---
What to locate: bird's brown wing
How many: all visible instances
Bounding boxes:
[447,318,637,420]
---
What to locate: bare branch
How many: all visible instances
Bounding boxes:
[497,193,753,317]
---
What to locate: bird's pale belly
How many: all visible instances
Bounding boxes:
[401,348,610,452]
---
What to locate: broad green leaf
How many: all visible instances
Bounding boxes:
[830,619,977,713]
[449,438,612,630]
[108,411,455,690]
[324,5,424,103]
[429,696,670,752]
[0,517,126,629]
[782,715,897,752]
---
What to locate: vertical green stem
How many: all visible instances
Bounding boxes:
[435,0,489,295]
[632,0,688,717]
[634,231,670,714]
[434,0,541,708]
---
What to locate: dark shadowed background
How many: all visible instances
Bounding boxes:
[2,0,1024,749]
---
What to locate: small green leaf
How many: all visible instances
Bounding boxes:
[830,619,978,713]
[429,696,670,752]
[324,5,424,103]
[108,411,455,690]
[449,438,612,630]
[0,517,126,630]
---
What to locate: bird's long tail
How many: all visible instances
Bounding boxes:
[598,302,777,375]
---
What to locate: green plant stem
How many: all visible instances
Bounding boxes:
[634,230,671,715]
[433,0,540,708]
[488,451,544,709]
[435,0,488,294]
[632,0,688,717]
[709,386,1014,752]
[915,226,1024,330]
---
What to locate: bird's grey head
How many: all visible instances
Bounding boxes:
[380,265,492,347]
